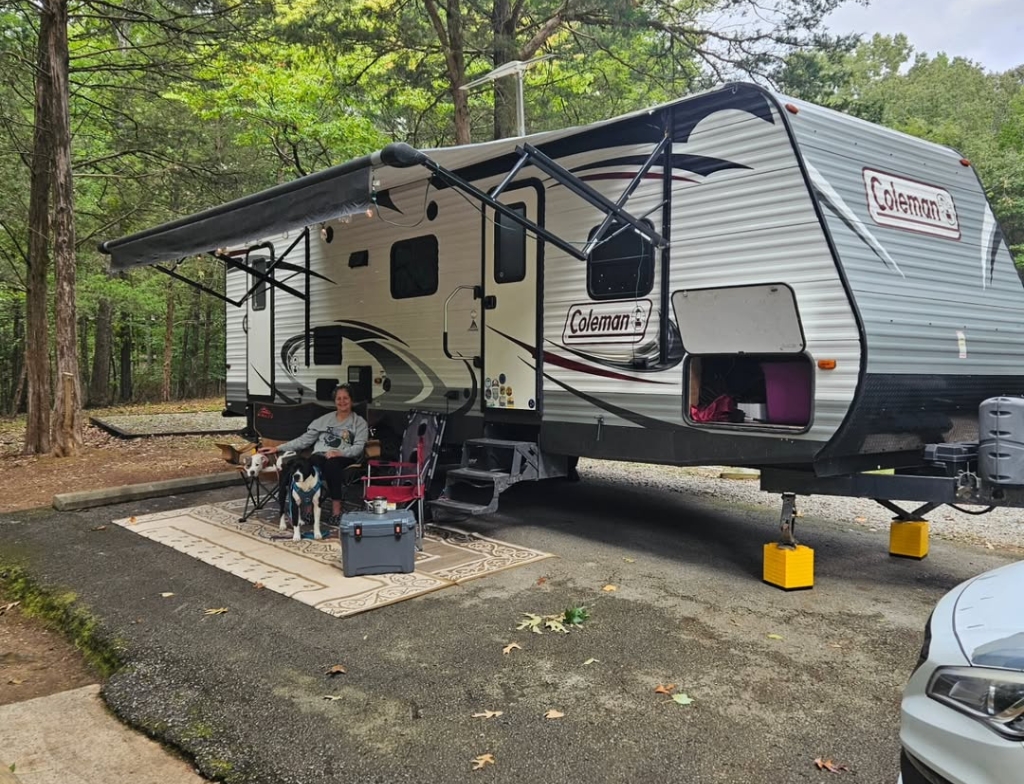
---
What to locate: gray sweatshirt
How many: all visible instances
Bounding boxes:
[278,411,368,460]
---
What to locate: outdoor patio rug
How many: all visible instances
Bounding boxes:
[112,499,554,618]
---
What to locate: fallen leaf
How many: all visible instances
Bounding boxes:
[90,525,107,531]
[582,658,599,666]
[203,607,228,615]
[828,643,844,649]
[471,710,504,719]
[0,601,20,616]
[517,613,544,634]
[623,557,636,563]
[544,618,568,634]
[8,678,24,685]
[671,693,695,706]
[129,516,138,524]
[502,642,522,655]
[767,633,783,640]
[854,516,867,523]
[544,709,565,719]
[601,584,618,592]
[654,684,677,695]
[326,664,347,676]
[323,695,344,701]
[814,758,851,773]
[160,592,175,598]
[253,582,265,590]
[536,577,547,586]
[471,753,496,771]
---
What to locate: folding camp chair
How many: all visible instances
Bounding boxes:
[362,411,446,547]
[238,455,282,522]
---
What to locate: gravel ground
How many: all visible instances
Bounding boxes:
[90,411,244,436]
[579,459,1024,554]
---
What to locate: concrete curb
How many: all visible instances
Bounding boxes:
[53,472,243,511]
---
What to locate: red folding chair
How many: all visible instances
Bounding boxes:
[362,411,445,547]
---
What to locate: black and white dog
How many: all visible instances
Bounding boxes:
[279,456,325,542]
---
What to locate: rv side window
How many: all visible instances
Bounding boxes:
[494,203,526,284]
[586,219,655,301]
[390,235,439,299]
[251,257,268,311]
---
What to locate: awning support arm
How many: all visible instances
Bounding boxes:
[155,262,243,307]
[578,136,669,256]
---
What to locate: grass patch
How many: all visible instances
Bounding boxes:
[0,564,122,678]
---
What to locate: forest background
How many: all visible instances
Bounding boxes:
[0,0,1022,456]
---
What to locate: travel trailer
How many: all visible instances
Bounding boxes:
[101,82,1024,542]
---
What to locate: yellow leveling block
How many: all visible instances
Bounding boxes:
[890,521,929,559]
[763,543,814,590]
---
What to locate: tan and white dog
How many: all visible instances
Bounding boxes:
[242,449,296,479]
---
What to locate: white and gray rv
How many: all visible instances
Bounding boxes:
[102,82,1024,524]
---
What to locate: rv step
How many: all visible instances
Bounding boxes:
[464,437,533,448]
[446,467,510,483]
[429,497,495,517]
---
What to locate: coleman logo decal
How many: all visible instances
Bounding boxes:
[562,300,652,345]
[863,168,960,239]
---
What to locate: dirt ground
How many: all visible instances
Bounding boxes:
[0,398,238,704]
[0,397,240,515]
[0,600,99,706]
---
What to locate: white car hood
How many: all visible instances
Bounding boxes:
[953,560,1024,670]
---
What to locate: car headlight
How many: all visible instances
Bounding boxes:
[927,666,1024,740]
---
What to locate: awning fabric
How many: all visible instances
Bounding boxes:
[97,99,662,271]
[100,155,374,270]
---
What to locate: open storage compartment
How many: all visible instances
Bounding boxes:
[687,354,812,428]
[674,283,810,428]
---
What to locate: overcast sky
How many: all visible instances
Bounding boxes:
[824,0,1023,73]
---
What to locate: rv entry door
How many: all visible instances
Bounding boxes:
[245,253,273,398]
[483,184,541,416]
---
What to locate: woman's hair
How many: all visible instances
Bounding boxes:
[333,382,353,399]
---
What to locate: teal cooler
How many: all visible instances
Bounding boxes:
[339,509,416,577]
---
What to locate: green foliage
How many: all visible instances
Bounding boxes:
[776,38,1024,269]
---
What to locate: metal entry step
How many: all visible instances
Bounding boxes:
[428,438,568,519]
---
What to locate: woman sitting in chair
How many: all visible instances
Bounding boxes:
[260,383,368,524]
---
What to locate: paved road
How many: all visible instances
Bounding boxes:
[0,474,1013,783]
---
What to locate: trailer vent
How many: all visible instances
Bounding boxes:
[313,325,344,365]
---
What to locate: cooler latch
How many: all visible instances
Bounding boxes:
[354,524,362,541]
[394,523,403,539]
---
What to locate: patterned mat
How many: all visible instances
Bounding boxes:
[112,499,554,617]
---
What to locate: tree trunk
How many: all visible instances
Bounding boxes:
[23,2,55,456]
[48,0,82,457]
[87,297,113,407]
[161,279,175,401]
[118,311,133,401]
[9,363,27,418]
[491,0,519,140]
[6,304,24,415]
[78,313,90,392]
[201,293,212,397]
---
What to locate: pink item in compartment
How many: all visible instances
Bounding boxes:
[761,361,811,425]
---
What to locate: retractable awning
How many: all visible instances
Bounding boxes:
[97,92,684,272]
[99,154,375,271]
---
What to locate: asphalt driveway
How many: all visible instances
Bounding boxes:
[0,474,1014,783]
